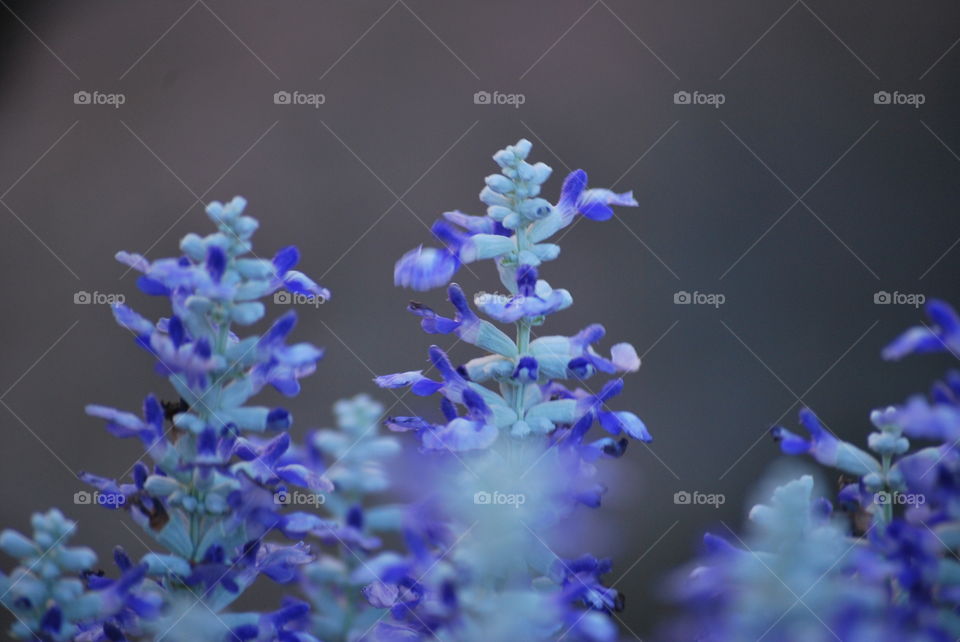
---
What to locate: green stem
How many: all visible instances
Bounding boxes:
[513,320,531,416]
[188,311,231,560]
[512,221,531,423]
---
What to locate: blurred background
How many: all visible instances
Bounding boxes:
[2,1,960,637]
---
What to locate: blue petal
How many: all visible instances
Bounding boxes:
[770,426,812,455]
[136,276,170,296]
[272,245,300,275]
[394,246,458,291]
[560,170,588,208]
[206,246,226,282]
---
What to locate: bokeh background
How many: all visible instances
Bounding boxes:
[2,1,960,638]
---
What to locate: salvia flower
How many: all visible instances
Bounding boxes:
[0,510,156,641]
[0,198,373,641]
[295,394,409,640]
[675,298,960,640]
[669,475,896,641]
[372,141,646,639]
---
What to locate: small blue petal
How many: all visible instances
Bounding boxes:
[394,246,458,291]
[136,276,170,296]
[272,245,300,275]
[206,246,226,283]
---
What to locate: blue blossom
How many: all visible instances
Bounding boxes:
[669,476,896,642]
[86,198,333,555]
[474,265,572,324]
[295,395,408,641]
[883,299,960,360]
[380,141,644,453]
[0,510,158,641]
[393,139,636,291]
[373,140,646,639]
[394,246,459,291]
[0,198,362,640]
[772,408,881,476]
[675,299,960,640]
[358,496,619,641]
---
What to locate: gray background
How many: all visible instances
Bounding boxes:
[2,1,960,638]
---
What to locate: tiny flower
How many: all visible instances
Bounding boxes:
[883,299,960,360]
[771,408,881,476]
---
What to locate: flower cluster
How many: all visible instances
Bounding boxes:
[370,140,649,640]
[0,141,670,641]
[668,476,896,641]
[0,510,157,641]
[381,139,647,452]
[673,299,960,641]
[0,198,347,641]
[296,394,407,639]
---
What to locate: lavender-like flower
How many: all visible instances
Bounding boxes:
[674,298,960,641]
[371,140,648,640]
[381,139,646,452]
[0,510,158,641]
[296,394,407,640]
[1,197,343,641]
[668,476,894,642]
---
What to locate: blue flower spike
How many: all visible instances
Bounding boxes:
[372,141,645,640]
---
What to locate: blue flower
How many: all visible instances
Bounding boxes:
[475,265,572,324]
[393,139,637,291]
[376,140,646,640]
[394,245,459,291]
[884,299,960,360]
[669,475,896,641]
[673,298,960,640]
[0,510,156,641]
[8,197,348,641]
[772,408,881,476]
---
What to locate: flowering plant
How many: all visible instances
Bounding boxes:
[368,139,650,640]
[671,300,960,641]
[0,198,404,641]
[0,140,660,641]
